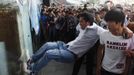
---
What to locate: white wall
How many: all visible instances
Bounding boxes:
[0,0,15,4]
[0,42,9,75]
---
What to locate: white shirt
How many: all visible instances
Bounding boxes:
[124,15,129,27]
[68,23,85,46]
[100,30,134,74]
[67,23,106,57]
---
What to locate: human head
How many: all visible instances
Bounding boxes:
[95,12,101,22]
[115,4,123,11]
[105,1,114,10]
[104,8,125,35]
[78,12,94,29]
[104,8,125,26]
[99,7,109,19]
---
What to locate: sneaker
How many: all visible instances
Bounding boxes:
[29,72,34,75]
[24,66,32,75]
[27,59,32,66]
[27,59,33,70]
[29,72,38,75]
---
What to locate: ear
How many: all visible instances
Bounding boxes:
[87,21,91,26]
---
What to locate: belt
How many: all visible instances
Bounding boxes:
[65,45,78,59]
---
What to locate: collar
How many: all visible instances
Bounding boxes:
[86,22,96,29]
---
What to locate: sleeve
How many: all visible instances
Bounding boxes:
[76,23,81,31]
[96,25,106,45]
[99,32,105,45]
[123,16,129,27]
[97,25,106,36]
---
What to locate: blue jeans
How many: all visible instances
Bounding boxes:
[30,41,76,73]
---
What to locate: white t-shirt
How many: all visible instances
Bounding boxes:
[100,30,134,74]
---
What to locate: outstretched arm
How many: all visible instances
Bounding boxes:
[123,27,133,39]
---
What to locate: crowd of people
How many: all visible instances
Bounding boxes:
[28,2,134,75]
[38,2,134,42]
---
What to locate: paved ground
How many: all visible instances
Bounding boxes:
[38,60,134,75]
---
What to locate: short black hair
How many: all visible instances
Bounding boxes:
[79,12,94,25]
[100,8,109,12]
[104,8,125,26]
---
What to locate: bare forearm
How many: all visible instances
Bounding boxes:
[96,45,104,75]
